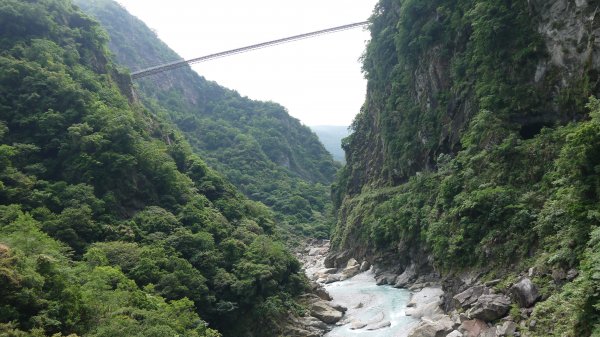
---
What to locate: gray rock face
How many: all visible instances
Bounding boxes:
[342,258,361,278]
[467,294,511,322]
[375,271,397,285]
[405,287,445,319]
[394,263,417,288]
[310,300,344,324]
[359,260,370,272]
[329,302,347,313]
[530,0,600,73]
[283,325,321,337]
[324,274,342,284]
[511,278,540,308]
[314,287,332,301]
[454,285,492,309]
[324,250,351,268]
[283,316,329,337]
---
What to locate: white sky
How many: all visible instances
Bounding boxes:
[116,0,378,126]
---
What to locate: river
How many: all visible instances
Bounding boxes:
[324,269,418,337]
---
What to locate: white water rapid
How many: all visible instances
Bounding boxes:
[324,269,418,336]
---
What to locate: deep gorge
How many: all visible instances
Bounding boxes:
[0,0,599,336]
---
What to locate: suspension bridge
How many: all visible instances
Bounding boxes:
[130,21,369,80]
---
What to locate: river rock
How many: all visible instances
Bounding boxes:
[467,294,511,322]
[342,258,361,278]
[406,287,445,319]
[511,278,540,308]
[318,268,338,275]
[310,300,344,324]
[351,321,367,330]
[324,274,342,284]
[360,260,370,272]
[458,319,489,337]
[407,316,454,337]
[315,287,332,301]
[366,320,391,331]
[394,263,417,288]
[454,285,491,309]
[375,271,397,285]
[329,302,347,313]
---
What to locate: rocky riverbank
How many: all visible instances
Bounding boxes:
[303,243,548,337]
[287,240,458,337]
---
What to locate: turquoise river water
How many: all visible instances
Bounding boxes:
[324,270,418,337]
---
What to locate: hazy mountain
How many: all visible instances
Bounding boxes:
[310,125,350,163]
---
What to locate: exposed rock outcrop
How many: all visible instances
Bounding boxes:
[406,287,445,319]
[467,294,511,322]
[453,285,492,309]
[394,263,418,288]
[341,258,361,279]
[282,316,329,337]
[309,300,344,324]
[510,278,540,308]
[323,249,352,269]
[375,271,397,285]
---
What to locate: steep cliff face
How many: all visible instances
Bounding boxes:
[336,0,599,198]
[332,1,600,335]
[533,0,600,76]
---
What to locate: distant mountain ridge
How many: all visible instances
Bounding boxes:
[310,125,349,163]
[76,0,339,227]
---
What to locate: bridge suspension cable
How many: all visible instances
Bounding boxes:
[131,21,369,79]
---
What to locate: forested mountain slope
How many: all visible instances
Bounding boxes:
[0,1,306,336]
[331,0,600,336]
[74,0,339,230]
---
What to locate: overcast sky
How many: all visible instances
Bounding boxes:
[115,0,378,126]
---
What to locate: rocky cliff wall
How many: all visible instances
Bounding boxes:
[336,0,600,200]
[330,2,600,333]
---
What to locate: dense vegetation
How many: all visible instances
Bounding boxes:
[0,1,307,336]
[74,0,339,239]
[332,0,600,336]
